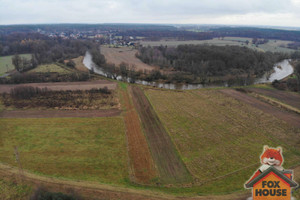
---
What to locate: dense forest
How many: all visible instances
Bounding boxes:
[0,33,94,64]
[137,45,287,78]
[211,27,300,42]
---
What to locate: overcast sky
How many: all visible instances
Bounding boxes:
[1,0,300,27]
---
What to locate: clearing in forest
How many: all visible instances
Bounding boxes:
[101,46,156,71]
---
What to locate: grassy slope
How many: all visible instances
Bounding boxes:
[145,88,300,193]
[0,54,31,75]
[0,117,128,185]
[28,63,71,74]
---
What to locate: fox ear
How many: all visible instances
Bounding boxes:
[264,145,269,151]
[277,147,282,153]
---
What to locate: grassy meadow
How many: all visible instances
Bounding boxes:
[0,117,128,185]
[145,88,300,193]
[0,54,31,75]
[28,63,71,74]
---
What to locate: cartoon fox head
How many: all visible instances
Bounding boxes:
[260,145,283,166]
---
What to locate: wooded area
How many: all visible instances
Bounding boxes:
[137,45,286,77]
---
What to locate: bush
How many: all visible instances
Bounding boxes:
[10,86,49,99]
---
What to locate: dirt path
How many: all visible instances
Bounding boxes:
[246,88,300,110]
[0,162,252,200]
[101,46,157,71]
[0,109,121,118]
[120,88,157,184]
[0,80,117,93]
[220,89,300,128]
[130,86,191,184]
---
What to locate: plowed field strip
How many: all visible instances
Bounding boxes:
[246,88,300,110]
[130,86,191,184]
[220,89,300,128]
[121,88,157,184]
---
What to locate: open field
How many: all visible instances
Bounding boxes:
[221,89,300,128]
[72,56,89,72]
[0,54,32,75]
[119,84,157,184]
[131,86,191,184]
[28,63,71,74]
[0,162,257,200]
[145,88,300,193]
[138,37,295,53]
[244,87,300,110]
[101,46,157,71]
[0,80,117,93]
[0,117,128,185]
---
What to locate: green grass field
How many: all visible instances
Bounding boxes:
[28,63,71,74]
[0,117,128,185]
[0,54,31,75]
[145,88,300,193]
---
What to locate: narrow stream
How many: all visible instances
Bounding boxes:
[83,51,294,90]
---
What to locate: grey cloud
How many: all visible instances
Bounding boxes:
[0,0,299,26]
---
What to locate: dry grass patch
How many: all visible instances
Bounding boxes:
[29,64,71,74]
[145,88,300,192]
[101,46,156,71]
[72,56,89,72]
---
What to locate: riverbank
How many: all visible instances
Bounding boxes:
[83,51,294,90]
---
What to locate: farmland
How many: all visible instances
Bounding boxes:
[244,87,300,110]
[145,88,300,193]
[0,80,117,93]
[130,86,192,184]
[138,37,295,53]
[1,87,119,110]
[0,117,128,185]
[0,54,31,75]
[119,84,157,184]
[101,46,157,71]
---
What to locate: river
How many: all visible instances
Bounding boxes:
[83,51,294,90]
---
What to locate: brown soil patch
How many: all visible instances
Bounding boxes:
[220,89,300,128]
[246,88,300,110]
[0,109,121,118]
[130,86,191,184]
[120,87,157,184]
[0,80,117,93]
[101,46,157,71]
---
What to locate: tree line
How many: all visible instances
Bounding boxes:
[136,45,287,78]
[0,32,95,64]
